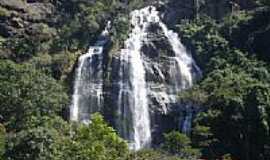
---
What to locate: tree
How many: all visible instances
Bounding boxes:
[111,14,130,48]
[162,131,201,159]
[67,113,129,160]
[0,124,5,160]
[177,12,270,159]
[6,126,67,160]
[191,69,270,160]
[126,149,183,160]
[5,114,129,160]
[191,125,216,158]
[0,60,68,131]
[5,116,71,160]
[256,0,270,6]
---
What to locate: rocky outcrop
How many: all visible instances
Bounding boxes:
[162,0,257,26]
[0,0,57,37]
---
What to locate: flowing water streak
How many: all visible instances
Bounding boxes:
[146,7,202,93]
[157,14,201,134]
[70,5,201,149]
[117,6,202,149]
[157,25,202,133]
[181,105,194,134]
[70,22,110,123]
[117,8,158,150]
[148,7,201,133]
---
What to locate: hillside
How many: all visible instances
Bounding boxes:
[0,0,270,160]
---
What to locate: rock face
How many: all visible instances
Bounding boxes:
[0,0,57,37]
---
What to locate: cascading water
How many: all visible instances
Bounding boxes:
[117,8,153,150]
[156,9,202,134]
[145,6,201,135]
[180,105,195,134]
[70,22,110,123]
[116,6,201,150]
[144,6,202,99]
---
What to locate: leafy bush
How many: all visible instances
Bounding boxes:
[177,9,270,159]
[177,17,229,71]
[127,149,183,160]
[4,115,71,159]
[181,68,270,159]
[29,52,78,80]
[0,7,10,17]
[5,114,129,160]
[111,14,130,49]
[0,124,5,159]
[0,60,68,131]
[6,126,68,160]
[68,113,129,160]
[162,131,201,159]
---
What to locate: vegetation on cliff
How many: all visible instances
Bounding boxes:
[0,0,270,160]
[177,1,270,159]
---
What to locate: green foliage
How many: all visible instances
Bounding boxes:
[5,114,129,160]
[124,0,148,11]
[221,154,233,160]
[3,37,37,61]
[178,7,270,159]
[256,0,270,6]
[29,52,78,80]
[6,126,67,160]
[177,17,229,71]
[193,69,270,159]
[163,131,191,154]
[111,14,130,49]
[221,11,253,39]
[162,131,201,159]
[186,70,270,159]
[53,0,122,52]
[179,60,270,159]
[0,60,68,131]
[67,113,129,160]
[0,7,10,17]
[127,149,183,160]
[1,1,270,160]
[0,124,5,159]
[220,8,270,61]
[2,23,56,61]
[5,116,70,160]
[192,125,215,149]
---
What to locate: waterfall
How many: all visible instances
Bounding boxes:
[181,105,194,134]
[117,6,201,150]
[117,8,153,150]
[156,10,202,134]
[70,22,110,123]
[70,5,201,150]
[146,6,201,134]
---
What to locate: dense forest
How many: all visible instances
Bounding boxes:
[0,0,270,160]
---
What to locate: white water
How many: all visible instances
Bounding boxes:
[156,9,201,134]
[150,6,201,134]
[70,22,110,123]
[70,6,201,150]
[117,8,153,150]
[117,6,201,150]
[181,105,194,134]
